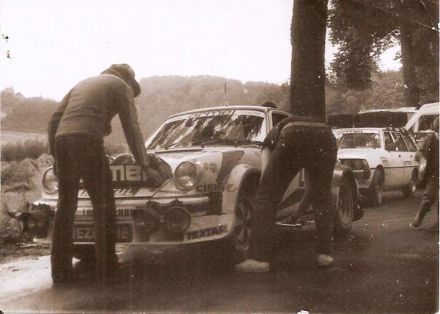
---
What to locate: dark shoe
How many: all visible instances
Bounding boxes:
[411,212,426,228]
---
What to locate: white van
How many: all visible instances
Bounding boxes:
[405,102,439,144]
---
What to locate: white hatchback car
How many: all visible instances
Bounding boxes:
[334,127,419,205]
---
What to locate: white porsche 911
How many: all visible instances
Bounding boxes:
[14,106,362,266]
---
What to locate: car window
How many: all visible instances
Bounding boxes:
[147,109,266,149]
[271,112,289,128]
[338,132,380,149]
[391,132,408,151]
[383,131,396,151]
[419,115,438,131]
[401,132,417,152]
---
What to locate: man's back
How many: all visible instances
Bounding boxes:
[56,74,130,140]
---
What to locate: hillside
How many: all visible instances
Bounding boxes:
[1,75,287,145]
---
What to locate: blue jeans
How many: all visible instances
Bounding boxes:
[250,126,337,262]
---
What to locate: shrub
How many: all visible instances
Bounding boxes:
[1,159,40,191]
[1,139,48,162]
[105,143,128,156]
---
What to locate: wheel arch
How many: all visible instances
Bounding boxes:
[222,164,260,214]
[375,165,385,184]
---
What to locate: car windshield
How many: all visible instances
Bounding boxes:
[146,109,266,150]
[338,132,380,149]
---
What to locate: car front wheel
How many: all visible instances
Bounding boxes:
[403,169,418,198]
[334,177,355,237]
[219,183,256,266]
[368,169,384,206]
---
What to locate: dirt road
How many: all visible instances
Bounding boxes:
[0,193,438,313]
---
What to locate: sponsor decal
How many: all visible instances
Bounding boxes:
[216,151,245,185]
[196,182,237,193]
[192,109,235,118]
[110,165,149,182]
[186,224,227,240]
[80,188,140,197]
[76,208,134,216]
[203,162,218,174]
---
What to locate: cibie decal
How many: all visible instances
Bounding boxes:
[186,225,227,240]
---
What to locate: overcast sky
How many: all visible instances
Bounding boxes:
[0,0,401,101]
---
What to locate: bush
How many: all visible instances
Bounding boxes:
[1,159,40,191]
[1,139,48,162]
[105,143,128,156]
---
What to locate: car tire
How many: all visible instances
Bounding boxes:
[334,177,354,237]
[402,169,418,198]
[220,182,256,267]
[368,169,384,206]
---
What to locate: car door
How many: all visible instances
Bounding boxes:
[382,131,402,188]
[390,131,412,187]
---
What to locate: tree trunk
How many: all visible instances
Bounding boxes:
[290,0,328,119]
[399,1,420,108]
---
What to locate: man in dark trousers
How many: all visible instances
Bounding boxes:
[48,64,166,284]
[235,115,338,272]
[412,117,439,232]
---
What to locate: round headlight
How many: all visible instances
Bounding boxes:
[42,167,58,194]
[165,207,191,234]
[174,161,200,190]
[134,209,159,234]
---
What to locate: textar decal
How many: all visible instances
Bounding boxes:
[196,183,237,193]
[186,225,227,240]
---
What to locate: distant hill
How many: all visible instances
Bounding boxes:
[1,75,288,145]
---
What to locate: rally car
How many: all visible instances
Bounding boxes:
[14,106,361,266]
[334,127,419,206]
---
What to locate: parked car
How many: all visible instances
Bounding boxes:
[12,106,361,267]
[405,102,439,145]
[334,127,419,206]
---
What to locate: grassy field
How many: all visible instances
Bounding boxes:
[1,130,47,145]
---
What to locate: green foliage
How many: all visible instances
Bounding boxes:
[327,70,406,114]
[328,0,399,90]
[0,87,24,114]
[328,0,438,104]
[104,75,287,144]
[1,159,39,190]
[1,96,58,132]
[104,142,128,156]
[1,139,49,162]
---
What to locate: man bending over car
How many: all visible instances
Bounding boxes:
[235,115,337,272]
[48,64,171,285]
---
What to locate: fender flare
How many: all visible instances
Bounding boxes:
[222,163,260,214]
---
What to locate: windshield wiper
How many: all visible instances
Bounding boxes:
[192,138,262,147]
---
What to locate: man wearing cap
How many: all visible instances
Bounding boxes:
[48,64,169,284]
[235,115,338,272]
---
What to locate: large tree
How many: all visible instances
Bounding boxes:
[290,0,329,119]
[329,0,439,108]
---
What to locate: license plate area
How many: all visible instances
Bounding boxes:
[73,224,133,243]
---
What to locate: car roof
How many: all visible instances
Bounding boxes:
[167,105,281,119]
[358,107,416,114]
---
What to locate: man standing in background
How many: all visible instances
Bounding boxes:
[412,117,439,232]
